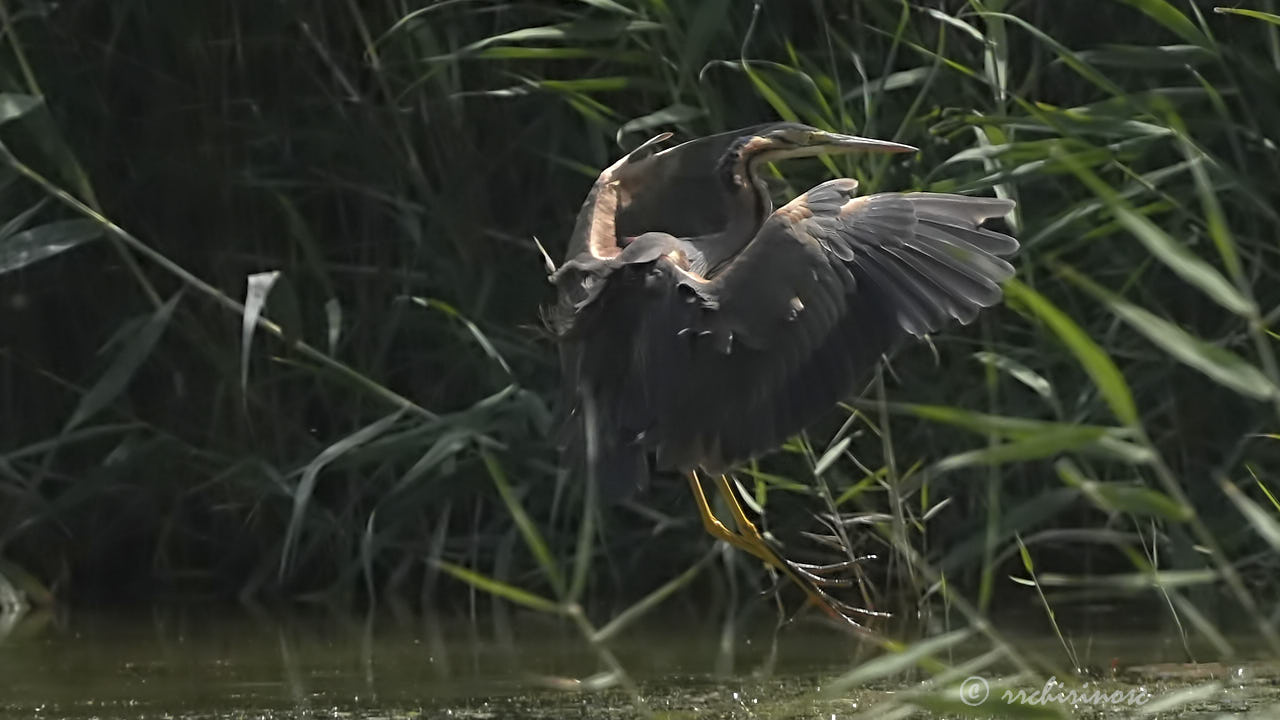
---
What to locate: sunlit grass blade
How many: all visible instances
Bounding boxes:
[1060,265,1279,401]
[1213,7,1280,25]
[573,0,635,16]
[933,426,1110,473]
[1135,683,1223,715]
[617,103,704,139]
[1014,533,1079,670]
[0,218,101,275]
[593,548,715,643]
[433,561,564,615]
[825,629,973,694]
[972,351,1055,404]
[1116,0,1212,47]
[483,451,565,596]
[1056,458,1192,521]
[1251,468,1280,512]
[1076,44,1215,68]
[982,13,1125,96]
[0,93,41,124]
[0,198,48,239]
[1055,148,1255,318]
[850,401,1153,465]
[1220,480,1280,552]
[412,298,513,378]
[1034,569,1218,588]
[569,458,597,604]
[324,298,341,355]
[242,271,281,397]
[1005,279,1138,426]
[813,436,851,476]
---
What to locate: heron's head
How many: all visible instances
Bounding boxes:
[746,123,917,162]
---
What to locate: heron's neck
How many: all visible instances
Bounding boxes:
[716,144,772,229]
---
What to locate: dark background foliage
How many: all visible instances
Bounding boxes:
[1,0,1279,632]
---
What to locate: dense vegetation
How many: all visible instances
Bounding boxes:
[2,0,1280,671]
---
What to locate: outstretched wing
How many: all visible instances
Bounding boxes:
[561,131,673,264]
[560,179,1017,490]
[648,180,1016,470]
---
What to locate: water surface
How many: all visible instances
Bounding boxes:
[2,604,1277,718]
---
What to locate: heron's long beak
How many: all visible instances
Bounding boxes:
[807,130,918,154]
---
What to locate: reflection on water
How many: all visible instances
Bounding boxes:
[0,602,1276,719]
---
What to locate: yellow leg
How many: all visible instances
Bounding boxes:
[713,474,767,542]
[686,471,772,560]
[707,473,857,626]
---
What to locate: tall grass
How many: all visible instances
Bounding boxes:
[1,1,1280,703]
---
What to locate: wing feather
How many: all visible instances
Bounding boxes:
[557,177,1019,484]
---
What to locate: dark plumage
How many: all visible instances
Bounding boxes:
[551,123,1018,498]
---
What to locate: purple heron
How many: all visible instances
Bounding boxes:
[549,123,1018,627]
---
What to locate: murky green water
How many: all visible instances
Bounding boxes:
[2,605,1278,719]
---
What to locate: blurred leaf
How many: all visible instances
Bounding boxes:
[681,0,731,81]
[459,19,662,55]
[984,13,1125,96]
[65,292,181,431]
[279,410,405,580]
[825,629,973,693]
[361,510,377,605]
[1004,279,1138,426]
[0,219,101,275]
[1115,0,1212,47]
[859,401,1154,464]
[973,352,1054,401]
[618,104,704,139]
[921,8,985,43]
[434,561,564,614]
[412,298,513,377]
[1253,470,1280,512]
[1056,148,1256,317]
[1220,480,1280,552]
[939,489,1079,572]
[0,93,41,124]
[573,0,635,15]
[1016,535,1035,574]
[0,198,48,240]
[1061,265,1279,401]
[535,671,622,692]
[1177,129,1243,281]
[1213,7,1280,25]
[242,271,280,397]
[324,298,342,355]
[469,47,645,61]
[813,436,851,476]
[871,401,1104,438]
[1076,44,1215,68]
[1056,459,1192,521]
[841,67,932,100]
[483,451,565,596]
[0,557,53,607]
[534,77,635,93]
[593,548,715,643]
[1035,569,1218,587]
[1135,683,1223,715]
[385,428,472,499]
[933,426,1108,473]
